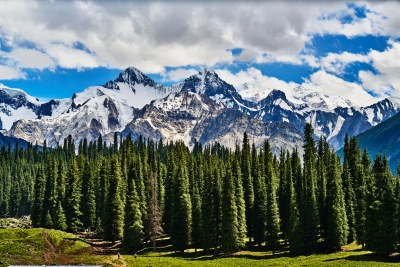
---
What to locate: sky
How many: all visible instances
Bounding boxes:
[0,1,400,106]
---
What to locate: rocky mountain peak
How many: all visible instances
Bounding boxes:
[104,66,157,90]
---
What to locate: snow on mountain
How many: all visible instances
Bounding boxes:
[3,66,400,154]
[179,68,256,111]
[122,91,303,153]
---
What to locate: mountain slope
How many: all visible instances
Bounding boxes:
[121,91,303,153]
[3,66,400,154]
[344,110,400,170]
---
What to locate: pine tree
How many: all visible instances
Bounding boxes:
[31,166,45,227]
[201,158,221,253]
[325,154,348,251]
[342,161,356,243]
[232,158,247,249]
[365,154,397,255]
[191,178,202,252]
[170,145,191,253]
[147,172,163,251]
[104,155,124,242]
[53,200,67,231]
[288,155,305,254]
[264,154,281,254]
[278,150,290,243]
[97,158,108,228]
[221,160,240,253]
[65,157,82,232]
[316,137,328,241]
[123,171,143,251]
[252,146,267,247]
[241,132,254,242]
[81,159,96,229]
[302,123,319,253]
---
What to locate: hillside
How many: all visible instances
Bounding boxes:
[1,228,400,266]
[349,110,400,170]
[0,228,92,266]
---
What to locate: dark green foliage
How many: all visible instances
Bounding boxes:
[252,145,266,247]
[264,146,281,254]
[232,158,247,249]
[302,123,319,253]
[53,201,67,231]
[64,158,82,232]
[241,132,254,241]
[31,167,45,227]
[221,161,240,253]
[123,171,143,251]
[365,154,397,255]
[103,156,124,242]
[3,129,400,257]
[81,159,96,229]
[170,146,191,253]
[325,154,348,251]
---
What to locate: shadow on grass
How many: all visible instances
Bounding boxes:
[325,253,400,263]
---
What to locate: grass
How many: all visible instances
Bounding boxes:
[1,228,400,266]
[0,228,91,266]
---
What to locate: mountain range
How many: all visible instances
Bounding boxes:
[0,67,399,155]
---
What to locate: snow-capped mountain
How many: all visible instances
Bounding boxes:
[2,66,400,153]
[179,68,256,112]
[253,89,400,149]
[121,91,303,153]
[0,83,70,130]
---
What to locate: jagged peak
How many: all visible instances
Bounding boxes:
[104,66,157,90]
[267,89,287,100]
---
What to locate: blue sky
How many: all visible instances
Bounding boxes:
[0,1,400,105]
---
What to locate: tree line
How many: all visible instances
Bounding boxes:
[0,125,399,255]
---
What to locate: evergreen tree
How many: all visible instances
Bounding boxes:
[252,145,267,247]
[302,123,319,253]
[221,160,240,252]
[104,155,124,242]
[278,150,290,242]
[123,171,143,251]
[342,161,357,243]
[241,132,254,241]
[288,155,305,254]
[147,172,163,251]
[264,154,281,254]
[325,154,348,251]
[365,154,397,255]
[65,158,82,232]
[191,178,202,252]
[81,159,96,229]
[170,145,191,253]
[53,200,67,231]
[31,166,45,227]
[232,158,247,249]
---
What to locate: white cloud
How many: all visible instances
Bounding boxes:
[216,67,298,102]
[303,70,377,106]
[45,44,106,69]
[4,48,55,70]
[0,65,25,80]
[217,67,378,106]
[319,51,370,74]
[359,40,400,97]
[162,68,198,82]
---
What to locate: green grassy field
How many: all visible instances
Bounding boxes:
[1,228,400,266]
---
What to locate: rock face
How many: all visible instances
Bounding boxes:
[2,66,400,154]
[121,92,303,153]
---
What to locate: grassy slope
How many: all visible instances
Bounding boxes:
[0,228,94,266]
[1,228,400,266]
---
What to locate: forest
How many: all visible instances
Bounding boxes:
[0,123,399,256]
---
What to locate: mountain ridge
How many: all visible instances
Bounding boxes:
[0,66,398,153]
